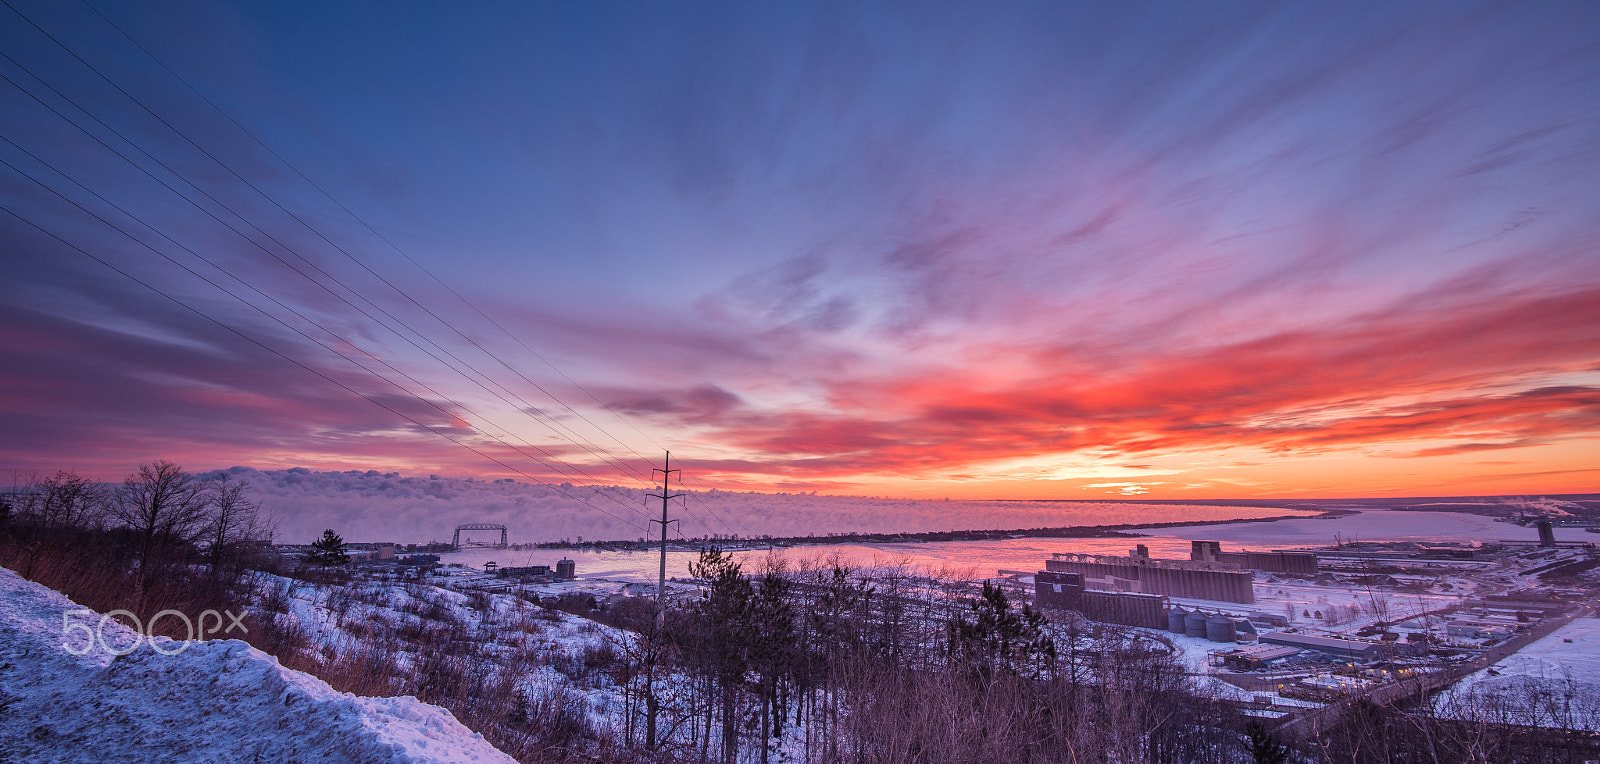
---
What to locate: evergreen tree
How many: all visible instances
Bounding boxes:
[748,559,798,764]
[308,529,349,566]
[686,547,753,763]
[1246,720,1290,764]
[948,580,1055,678]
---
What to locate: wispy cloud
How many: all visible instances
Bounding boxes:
[1,1,1597,498]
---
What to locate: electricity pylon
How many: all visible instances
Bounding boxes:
[646,451,682,626]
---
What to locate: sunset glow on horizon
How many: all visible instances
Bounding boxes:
[2,1,1597,502]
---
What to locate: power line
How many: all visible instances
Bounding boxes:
[684,484,739,537]
[11,0,664,490]
[0,132,655,522]
[9,0,758,541]
[646,452,684,626]
[0,150,651,525]
[78,0,686,482]
[0,195,648,532]
[0,63,651,519]
[0,26,649,498]
[0,49,659,516]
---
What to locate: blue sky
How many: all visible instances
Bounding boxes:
[2,0,1598,499]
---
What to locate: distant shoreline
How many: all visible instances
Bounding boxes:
[532,508,1356,552]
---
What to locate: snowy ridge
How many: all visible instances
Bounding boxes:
[0,567,516,763]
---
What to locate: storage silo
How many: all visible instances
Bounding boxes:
[1184,611,1208,638]
[555,558,576,579]
[1205,615,1237,643]
[1168,606,1189,634]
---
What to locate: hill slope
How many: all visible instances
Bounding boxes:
[0,567,515,763]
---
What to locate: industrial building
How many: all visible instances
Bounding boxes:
[1246,611,1291,628]
[496,565,551,578]
[1446,622,1513,639]
[1215,644,1302,671]
[1033,571,1169,629]
[348,544,397,564]
[1258,632,1385,662]
[1188,541,1319,574]
[1047,552,1256,603]
[496,558,577,580]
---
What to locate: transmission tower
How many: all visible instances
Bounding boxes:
[646,452,683,625]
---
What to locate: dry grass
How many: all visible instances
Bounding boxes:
[0,529,249,641]
[0,515,628,764]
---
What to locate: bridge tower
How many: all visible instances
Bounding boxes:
[452,523,508,549]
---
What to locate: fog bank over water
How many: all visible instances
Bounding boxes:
[218,467,1317,547]
[443,509,1578,584]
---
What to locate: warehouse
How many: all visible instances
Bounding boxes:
[1258,632,1383,662]
[1047,552,1255,603]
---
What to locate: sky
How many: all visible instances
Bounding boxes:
[1,0,1597,502]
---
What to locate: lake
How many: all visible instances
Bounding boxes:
[437,509,1571,582]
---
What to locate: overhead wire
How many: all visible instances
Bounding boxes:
[0,59,652,520]
[685,485,739,538]
[78,0,751,542]
[0,130,655,524]
[13,0,664,491]
[82,0,678,472]
[10,0,756,540]
[81,0,743,542]
[0,35,662,517]
[0,193,646,531]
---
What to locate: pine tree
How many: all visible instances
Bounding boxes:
[1246,720,1290,764]
[308,529,349,566]
[749,558,798,764]
[687,547,753,763]
[948,580,1055,678]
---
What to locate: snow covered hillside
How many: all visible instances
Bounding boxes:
[1435,615,1600,732]
[0,567,517,763]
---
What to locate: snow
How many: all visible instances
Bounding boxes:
[1135,510,1593,547]
[0,567,517,763]
[1436,614,1600,731]
[1236,582,1465,631]
[438,508,1586,586]
[252,569,632,729]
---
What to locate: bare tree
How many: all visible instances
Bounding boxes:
[202,474,264,568]
[26,470,109,529]
[111,460,211,563]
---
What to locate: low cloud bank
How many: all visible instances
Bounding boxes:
[212,466,1310,545]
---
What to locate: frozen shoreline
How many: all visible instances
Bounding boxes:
[439,509,1583,583]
